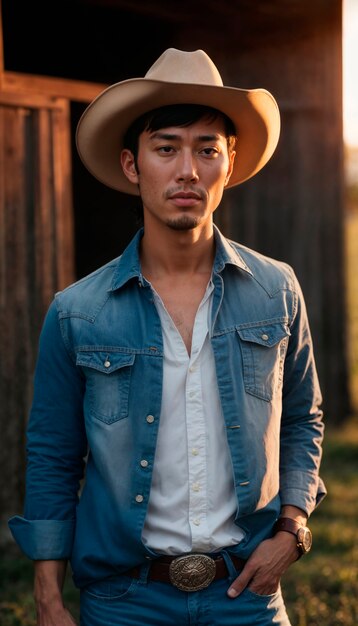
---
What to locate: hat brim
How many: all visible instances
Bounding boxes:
[76,78,280,195]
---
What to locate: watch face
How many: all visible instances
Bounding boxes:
[297,527,312,553]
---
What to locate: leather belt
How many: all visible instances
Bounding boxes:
[126,553,246,592]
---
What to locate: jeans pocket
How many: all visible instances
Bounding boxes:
[83,575,138,600]
[243,586,281,601]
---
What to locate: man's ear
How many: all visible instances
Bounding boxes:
[121,149,139,184]
[224,150,236,187]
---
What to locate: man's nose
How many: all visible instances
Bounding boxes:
[175,151,199,183]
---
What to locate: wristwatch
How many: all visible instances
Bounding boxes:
[273,517,312,558]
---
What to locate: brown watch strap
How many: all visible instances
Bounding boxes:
[273,517,302,536]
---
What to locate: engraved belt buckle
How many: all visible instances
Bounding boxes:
[169,554,216,592]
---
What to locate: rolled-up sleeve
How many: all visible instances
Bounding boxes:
[8,517,76,560]
[280,270,327,516]
[8,299,87,559]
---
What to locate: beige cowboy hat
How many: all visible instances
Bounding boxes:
[76,48,280,195]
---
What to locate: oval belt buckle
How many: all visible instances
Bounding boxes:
[169,554,216,592]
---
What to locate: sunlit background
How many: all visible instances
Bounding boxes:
[343,0,358,148]
[344,0,358,417]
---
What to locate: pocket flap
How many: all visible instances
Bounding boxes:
[76,351,135,374]
[237,323,290,348]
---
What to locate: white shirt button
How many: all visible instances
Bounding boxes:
[192,482,201,492]
[193,518,201,526]
[146,415,155,423]
[140,459,149,468]
[135,494,144,503]
[104,360,111,368]
[189,391,195,398]
[191,448,199,456]
[261,334,269,341]
[189,365,197,373]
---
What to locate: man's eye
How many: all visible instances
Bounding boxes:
[158,146,174,154]
[201,148,219,156]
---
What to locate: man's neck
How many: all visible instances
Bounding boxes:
[140,221,215,279]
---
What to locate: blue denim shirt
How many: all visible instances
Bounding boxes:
[9,226,326,588]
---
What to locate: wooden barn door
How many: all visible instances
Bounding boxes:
[0,91,74,536]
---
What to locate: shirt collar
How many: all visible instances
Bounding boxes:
[109,224,253,292]
[109,228,144,292]
[212,224,253,275]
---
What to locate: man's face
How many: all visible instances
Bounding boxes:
[121,117,235,232]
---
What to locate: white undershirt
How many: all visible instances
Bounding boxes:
[141,280,245,554]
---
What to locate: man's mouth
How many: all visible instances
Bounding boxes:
[169,191,203,206]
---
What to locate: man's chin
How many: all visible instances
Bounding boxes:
[166,216,199,231]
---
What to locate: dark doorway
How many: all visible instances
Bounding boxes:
[2,0,176,279]
[70,102,141,279]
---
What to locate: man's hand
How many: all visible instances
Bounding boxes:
[227,531,299,598]
[36,601,77,626]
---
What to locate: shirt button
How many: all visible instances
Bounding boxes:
[140,459,149,468]
[104,360,111,368]
[193,518,201,526]
[146,415,155,423]
[189,391,195,398]
[192,482,200,492]
[135,494,144,503]
[261,334,269,341]
[191,448,199,456]
[189,365,196,373]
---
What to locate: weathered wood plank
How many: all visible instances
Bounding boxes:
[0,93,75,542]
[0,105,30,540]
[36,107,57,305]
[52,100,75,290]
[2,71,107,103]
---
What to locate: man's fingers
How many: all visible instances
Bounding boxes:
[227,565,254,598]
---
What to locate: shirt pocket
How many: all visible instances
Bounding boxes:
[76,351,135,424]
[236,322,290,402]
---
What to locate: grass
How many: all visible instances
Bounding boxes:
[0,555,80,624]
[281,415,358,626]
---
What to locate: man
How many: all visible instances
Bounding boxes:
[9,48,326,625]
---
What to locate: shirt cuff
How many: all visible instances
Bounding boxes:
[8,516,75,560]
[279,472,327,516]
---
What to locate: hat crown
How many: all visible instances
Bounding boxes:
[145,48,224,87]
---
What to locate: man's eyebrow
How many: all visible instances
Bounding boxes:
[149,132,180,141]
[196,134,223,142]
[149,132,223,142]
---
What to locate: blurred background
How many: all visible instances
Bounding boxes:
[0,0,357,624]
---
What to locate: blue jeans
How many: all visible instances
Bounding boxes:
[79,555,291,625]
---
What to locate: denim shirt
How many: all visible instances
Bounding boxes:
[9,226,326,588]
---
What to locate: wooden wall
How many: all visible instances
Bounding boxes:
[0,20,106,542]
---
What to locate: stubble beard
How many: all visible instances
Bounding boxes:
[165,215,200,231]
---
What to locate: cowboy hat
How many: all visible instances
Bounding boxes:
[76,48,280,195]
